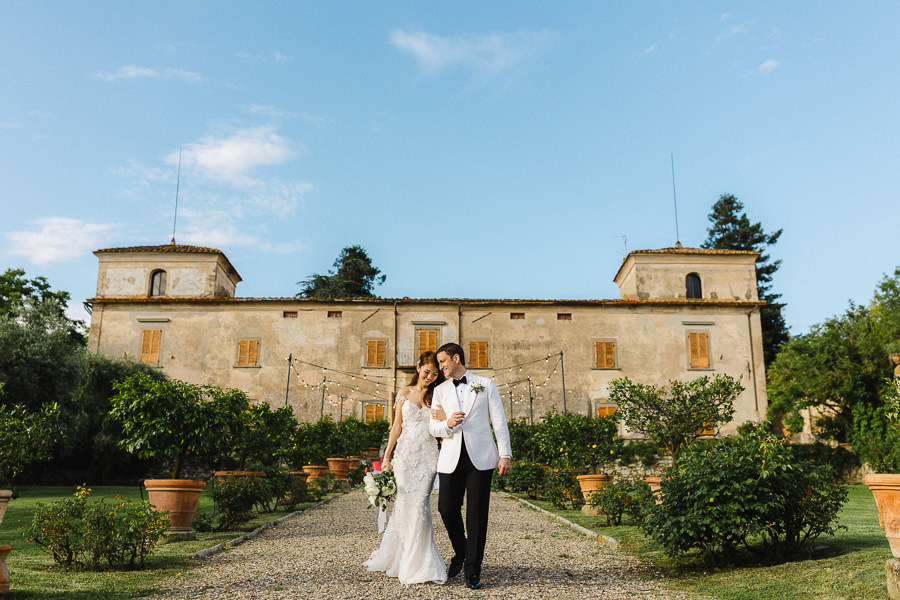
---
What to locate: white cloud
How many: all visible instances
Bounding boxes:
[389,28,553,78]
[640,44,657,56]
[170,126,296,187]
[756,59,780,74]
[7,218,122,265]
[93,65,205,83]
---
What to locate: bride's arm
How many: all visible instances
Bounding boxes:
[381,397,404,471]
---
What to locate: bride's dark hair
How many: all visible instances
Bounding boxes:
[409,350,444,407]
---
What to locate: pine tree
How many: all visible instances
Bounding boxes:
[702,194,789,366]
[296,246,386,298]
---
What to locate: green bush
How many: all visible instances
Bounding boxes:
[346,463,367,487]
[642,423,848,563]
[279,475,313,512]
[25,486,169,570]
[542,467,583,510]
[508,419,543,463]
[208,474,268,530]
[617,441,661,471]
[588,478,633,526]
[535,409,621,473]
[851,401,900,472]
[790,442,859,482]
[501,462,547,499]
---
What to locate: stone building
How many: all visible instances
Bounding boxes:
[86,243,767,435]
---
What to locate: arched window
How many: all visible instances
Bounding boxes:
[685,273,702,299]
[149,270,167,297]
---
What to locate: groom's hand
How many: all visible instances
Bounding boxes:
[498,458,511,476]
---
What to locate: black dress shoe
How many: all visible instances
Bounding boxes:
[447,557,464,578]
[466,574,483,590]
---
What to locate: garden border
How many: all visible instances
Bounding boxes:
[193,493,342,559]
[503,492,621,550]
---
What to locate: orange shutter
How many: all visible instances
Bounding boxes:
[468,341,488,368]
[365,404,385,423]
[597,406,617,417]
[689,333,710,368]
[595,341,615,368]
[140,330,161,365]
[367,340,386,367]
[417,330,437,355]
[237,339,259,366]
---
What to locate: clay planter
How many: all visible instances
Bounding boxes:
[865,474,900,557]
[302,465,328,480]
[144,479,206,532]
[576,474,610,501]
[0,545,10,596]
[327,457,351,479]
[341,457,360,472]
[365,447,381,460]
[645,476,663,504]
[289,470,310,481]
[0,491,13,527]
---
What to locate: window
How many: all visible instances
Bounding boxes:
[237,339,259,367]
[366,340,386,367]
[417,329,439,355]
[328,311,342,318]
[149,270,167,297]
[686,273,702,299]
[557,313,572,321]
[594,341,616,369]
[697,420,714,436]
[688,332,710,368]
[468,341,489,369]
[140,329,161,365]
[283,311,298,318]
[510,312,525,320]
[596,405,617,417]
[365,403,385,423]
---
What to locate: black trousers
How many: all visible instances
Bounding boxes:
[437,437,494,578]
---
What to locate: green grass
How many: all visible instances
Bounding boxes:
[510,485,892,600]
[0,485,329,599]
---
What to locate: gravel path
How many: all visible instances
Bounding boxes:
[143,491,699,600]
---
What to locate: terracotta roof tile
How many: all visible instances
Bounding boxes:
[628,246,759,256]
[94,244,224,255]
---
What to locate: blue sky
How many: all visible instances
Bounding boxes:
[1,2,897,334]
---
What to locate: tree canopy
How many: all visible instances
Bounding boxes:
[702,194,789,366]
[296,245,386,298]
[767,267,900,443]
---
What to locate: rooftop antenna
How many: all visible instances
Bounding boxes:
[171,148,182,245]
[671,152,681,247]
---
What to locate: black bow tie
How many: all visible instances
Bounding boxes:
[453,376,468,387]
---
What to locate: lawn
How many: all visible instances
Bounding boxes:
[511,484,892,600]
[0,485,328,599]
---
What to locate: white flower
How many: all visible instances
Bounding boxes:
[470,382,485,394]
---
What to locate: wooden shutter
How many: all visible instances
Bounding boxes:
[366,340,386,367]
[417,330,437,355]
[238,339,259,366]
[365,404,385,423]
[689,332,710,368]
[140,329,161,365]
[596,406,617,417]
[468,341,488,369]
[594,341,616,369]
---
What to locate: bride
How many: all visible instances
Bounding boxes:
[364,350,447,585]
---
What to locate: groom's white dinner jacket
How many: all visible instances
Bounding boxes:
[429,371,512,473]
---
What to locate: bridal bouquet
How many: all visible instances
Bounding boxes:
[362,470,397,512]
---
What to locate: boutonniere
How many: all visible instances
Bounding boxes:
[470,383,485,394]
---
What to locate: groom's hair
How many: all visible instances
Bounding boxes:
[437,342,466,366]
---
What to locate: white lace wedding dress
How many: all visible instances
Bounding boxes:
[364,395,447,585]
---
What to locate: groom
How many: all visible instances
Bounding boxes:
[429,342,512,590]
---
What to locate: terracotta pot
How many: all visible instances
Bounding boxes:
[0,490,12,527]
[865,474,900,558]
[302,465,328,479]
[289,470,310,481]
[365,447,381,460]
[341,457,359,472]
[144,479,206,532]
[576,474,610,501]
[0,545,10,596]
[645,476,663,504]
[327,457,351,479]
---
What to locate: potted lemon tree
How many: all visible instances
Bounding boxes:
[111,373,231,539]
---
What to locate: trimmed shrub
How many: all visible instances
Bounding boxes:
[502,462,547,499]
[25,486,169,570]
[542,467,584,510]
[208,474,268,530]
[642,423,848,563]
